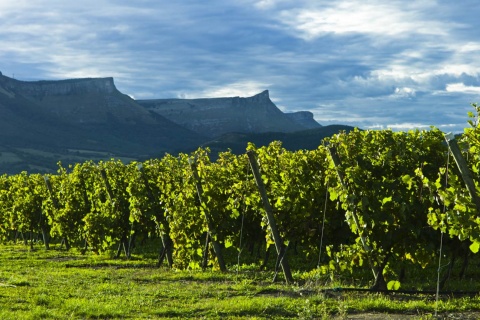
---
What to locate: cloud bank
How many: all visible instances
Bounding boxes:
[1,0,480,132]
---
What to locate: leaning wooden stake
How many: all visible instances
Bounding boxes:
[189,160,227,272]
[44,176,59,209]
[328,147,385,290]
[444,133,480,213]
[44,176,70,250]
[137,164,174,268]
[246,150,294,284]
[100,168,131,258]
[38,176,54,250]
[327,148,371,252]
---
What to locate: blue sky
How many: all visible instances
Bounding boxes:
[1,0,480,132]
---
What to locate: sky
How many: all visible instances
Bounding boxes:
[1,0,480,133]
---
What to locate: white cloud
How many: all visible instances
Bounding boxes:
[1,0,479,135]
[253,0,281,9]
[181,81,271,99]
[446,83,480,94]
[392,87,416,98]
[383,123,431,130]
[278,0,449,40]
[363,61,480,96]
[457,42,480,53]
[367,122,459,131]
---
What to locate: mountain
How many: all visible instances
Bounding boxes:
[0,71,349,174]
[0,73,205,173]
[137,90,321,137]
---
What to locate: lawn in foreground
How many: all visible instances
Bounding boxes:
[0,243,479,319]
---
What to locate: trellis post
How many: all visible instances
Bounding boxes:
[328,146,386,290]
[189,160,227,272]
[246,150,294,284]
[444,133,480,213]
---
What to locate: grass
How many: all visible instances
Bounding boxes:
[0,242,479,319]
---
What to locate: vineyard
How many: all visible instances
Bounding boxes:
[2,105,480,294]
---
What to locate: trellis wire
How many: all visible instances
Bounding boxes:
[435,150,450,316]
[317,181,329,268]
[236,162,250,277]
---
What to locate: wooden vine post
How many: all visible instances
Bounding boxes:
[189,159,227,272]
[136,164,174,268]
[246,150,294,284]
[100,168,131,258]
[40,176,57,250]
[100,169,115,203]
[44,176,59,210]
[444,133,480,213]
[327,147,386,290]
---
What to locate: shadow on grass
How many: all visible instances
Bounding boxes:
[64,262,158,269]
[153,307,297,319]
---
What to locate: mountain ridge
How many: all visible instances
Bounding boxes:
[137,89,321,137]
[0,72,352,174]
[0,74,117,96]
[0,72,206,173]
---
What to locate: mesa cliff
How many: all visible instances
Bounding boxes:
[137,90,321,137]
[0,75,116,96]
[0,71,350,174]
[0,74,159,125]
[0,73,205,171]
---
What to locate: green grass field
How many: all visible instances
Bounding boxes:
[0,241,479,319]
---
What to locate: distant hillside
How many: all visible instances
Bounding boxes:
[203,125,355,155]
[0,71,351,174]
[0,73,205,173]
[137,90,321,137]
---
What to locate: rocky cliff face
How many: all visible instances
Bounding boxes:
[1,72,321,136]
[0,71,326,173]
[0,73,206,166]
[137,90,320,137]
[285,111,322,129]
[0,75,116,97]
[0,73,158,125]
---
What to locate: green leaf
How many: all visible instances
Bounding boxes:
[469,241,480,253]
[381,196,392,205]
[401,174,412,183]
[387,280,401,291]
[329,189,338,201]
